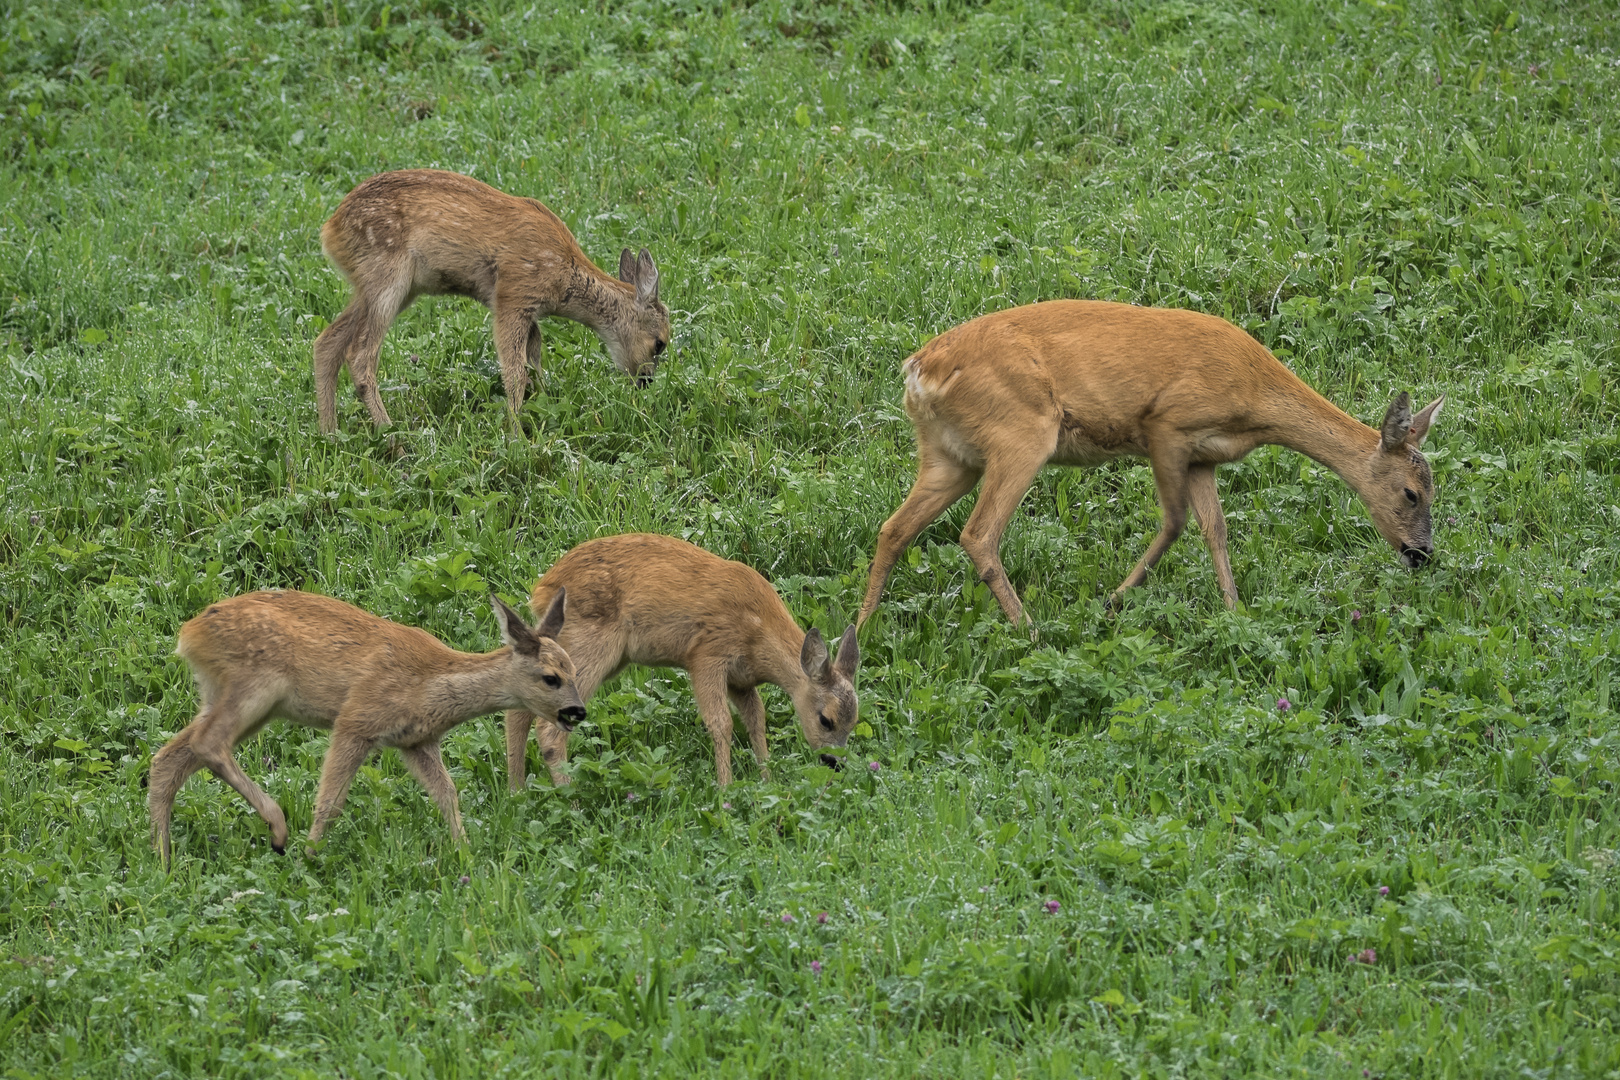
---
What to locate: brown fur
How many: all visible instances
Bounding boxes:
[313,169,670,435]
[150,589,582,864]
[504,534,860,789]
[859,300,1445,627]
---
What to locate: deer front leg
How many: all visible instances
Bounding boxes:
[399,741,465,843]
[1186,463,1238,608]
[690,664,737,787]
[306,729,376,855]
[858,453,981,626]
[535,718,572,787]
[493,302,537,431]
[505,709,535,791]
[729,687,769,782]
[1109,456,1191,608]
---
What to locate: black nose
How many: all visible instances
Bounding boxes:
[820,754,844,770]
[557,705,586,731]
[634,372,654,388]
[1401,544,1432,568]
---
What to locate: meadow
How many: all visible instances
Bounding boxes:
[2,0,1619,1074]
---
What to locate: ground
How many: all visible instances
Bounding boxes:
[1,0,1619,1076]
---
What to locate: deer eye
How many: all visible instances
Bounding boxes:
[818,714,835,732]
[542,673,562,689]
[1403,488,1419,505]
[653,339,667,356]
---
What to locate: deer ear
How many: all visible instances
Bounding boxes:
[492,594,539,657]
[833,625,860,681]
[1406,393,1444,448]
[800,627,830,685]
[1379,391,1414,453]
[635,247,659,307]
[535,586,567,641]
[618,247,637,284]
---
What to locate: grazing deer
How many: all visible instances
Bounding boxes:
[150,589,582,864]
[858,300,1445,628]
[313,169,670,435]
[504,534,860,790]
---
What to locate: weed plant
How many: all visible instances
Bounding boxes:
[2,0,1619,1075]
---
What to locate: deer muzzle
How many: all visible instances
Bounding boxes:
[556,705,587,731]
[1400,542,1433,568]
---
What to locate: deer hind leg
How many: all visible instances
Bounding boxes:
[159,688,290,859]
[956,441,1054,628]
[858,452,982,627]
[399,741,464,842]
[1186,463,1238,608]
[1109,455,1193,607]
[690,663,738,788]
[149,722,210,867]
[305,728,377,854]
[314,301,365,435]
[728,687,769,782]
[344,273,412,432]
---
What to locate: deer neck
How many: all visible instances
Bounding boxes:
[1260,373,1382,494]
[557,261,634,337]
[421,650,517,733]
[752,627,819,709]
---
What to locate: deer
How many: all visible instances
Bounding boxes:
[313,169,670,436]
[858,299,1445,629]
[503,534,860,790]
[149,589,583,865]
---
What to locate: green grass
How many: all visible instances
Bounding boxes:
[3,0,1620,1074]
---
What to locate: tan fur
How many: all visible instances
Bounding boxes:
[504,534,860,789]
[859,300,1445,627]
[150,589,582,864]
[313,169,671,435]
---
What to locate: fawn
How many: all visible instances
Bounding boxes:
[504,534,860,789]
[313,169,670,434]
[150,589,582,863]
[860,299,1444,628]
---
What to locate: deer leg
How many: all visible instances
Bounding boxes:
[526,321,546,376]
[521,627,623,789]
[493,303,537,429]
[344,276,411,432]
[858,453,982,626]
[148,722,211,867]
[313,300,365,435]
[305,729,376,854]
[1187,463,1238,608]
[690,663,737,787]
[399,741,464,842]
[956,443,1052,627]
[504,709,535,792]
[729,686,769,782]
[194,741,290,856]
[1109,457,1192,607]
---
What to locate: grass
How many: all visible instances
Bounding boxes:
[2,0,1619,1074]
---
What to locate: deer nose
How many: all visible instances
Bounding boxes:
[557,705,587,730]
[820,754,844,770]
[1400,543,1432,568]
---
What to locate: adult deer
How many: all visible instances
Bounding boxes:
[150,590,582,864]
[313,169,670,435]
[858,300,1444,628]
[504,534,860,790]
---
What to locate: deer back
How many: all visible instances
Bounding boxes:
[530,534,801,673]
